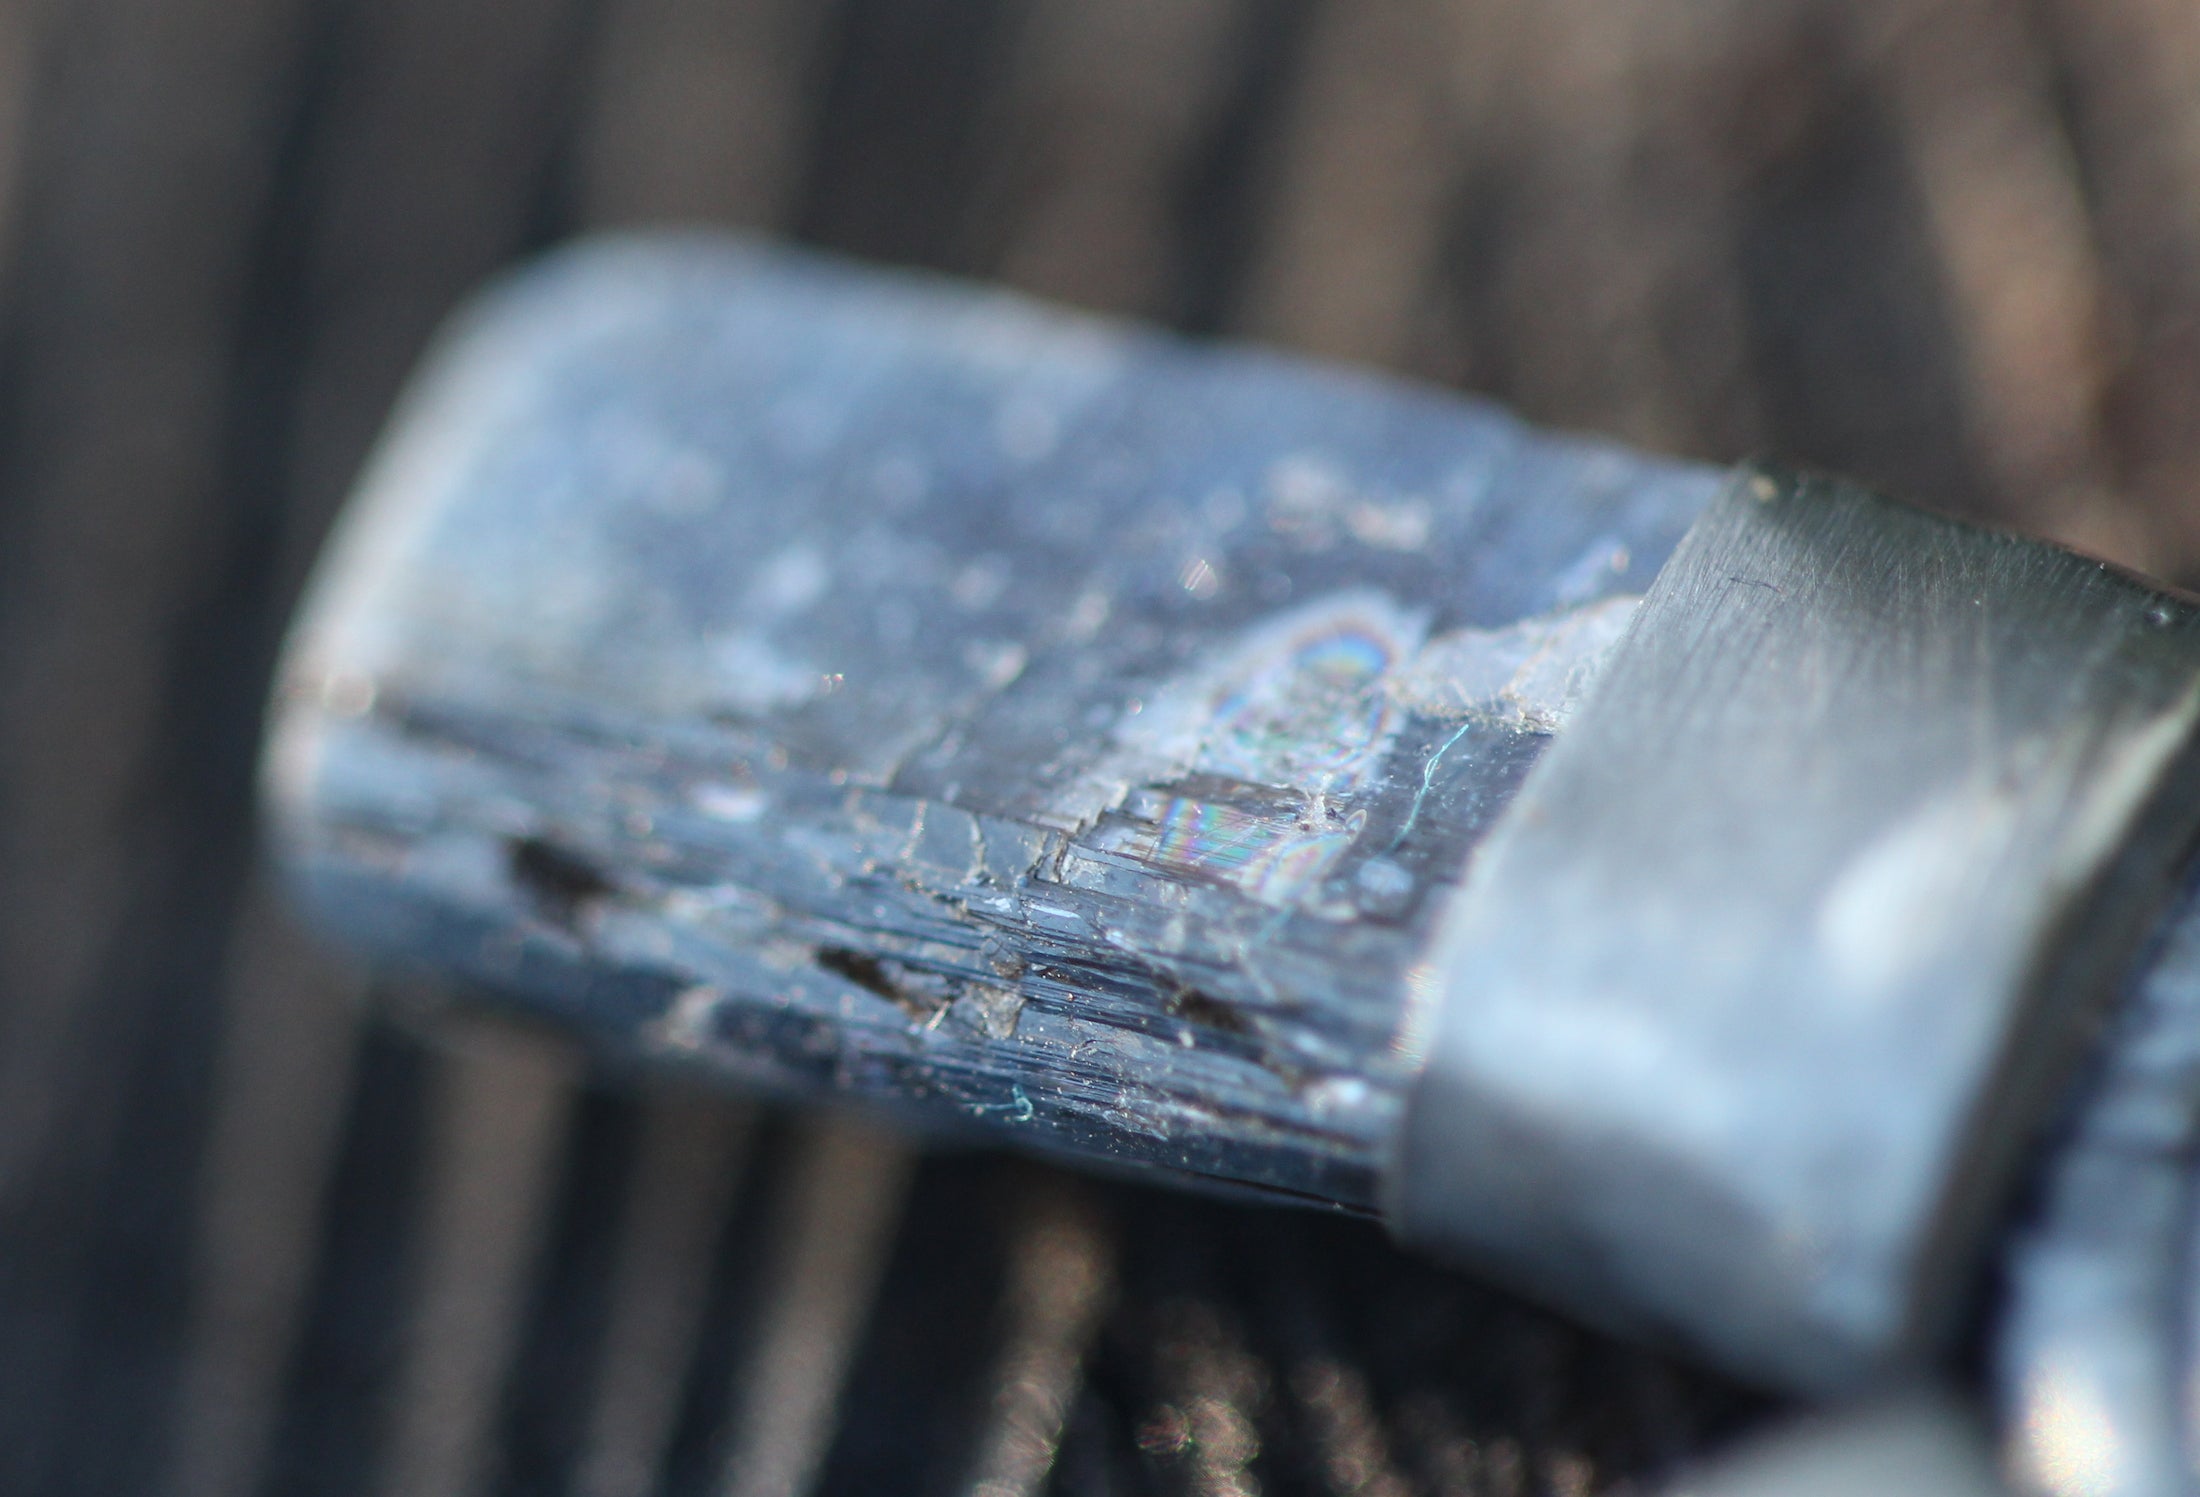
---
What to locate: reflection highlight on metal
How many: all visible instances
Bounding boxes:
[2014,1361,2122,1497]
[1997,869,2200,1497]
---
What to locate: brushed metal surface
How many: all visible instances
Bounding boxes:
[1396,470,2200,1392]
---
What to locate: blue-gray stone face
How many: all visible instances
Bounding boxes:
[267,232,1715,1216]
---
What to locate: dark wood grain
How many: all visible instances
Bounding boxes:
[0,2,316,1490]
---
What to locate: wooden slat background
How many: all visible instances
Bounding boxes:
[0,1,2194,1492]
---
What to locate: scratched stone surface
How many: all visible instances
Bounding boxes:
[272,234,1718,1214]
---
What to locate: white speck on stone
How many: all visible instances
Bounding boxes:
[1345,496,1433,551]
[964,639,1029,691]
[706,632,825,714]
[692,783,768,822]
[1178,556,1222,599]
[320,672,377,718]
[644,984,725,1051]
[1265,455,1351,550]
[1265,455,1432,553]
[1390,594,1640,731]
[1064,587,1111,642]
[1552,535,1636,605]
[1303,1075,1373,1117]
[1268,454,1350,511]
[952,555,1010,611]
[750,543,830,616]
[1443,457,1499,512]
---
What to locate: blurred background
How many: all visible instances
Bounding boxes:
[0,0,2195,1493]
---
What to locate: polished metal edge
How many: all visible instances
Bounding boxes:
[1390,467,2200,1394]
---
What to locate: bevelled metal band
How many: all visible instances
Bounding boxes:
[1389,469,2200,1395]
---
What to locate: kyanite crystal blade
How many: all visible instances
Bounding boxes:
[266,232,1716,1217]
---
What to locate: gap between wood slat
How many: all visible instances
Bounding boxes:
[1852,0,2129,561]
[2030,0,2200,579]
[162,4,610,1490]
[267,0,597,597]
[167,884,368,1497]
[0,0,313,1203]
[0,4,319,1488]
[377,1025,579,1497]
[717,1117,915,1497]
[1447,0,1772,456]
[0,0,41,295]
[1236,0,1462,368]
[575,1092,758,1497]
[963,1179,1115,1497]
[576,0,831,229]
[968,0,1244,318]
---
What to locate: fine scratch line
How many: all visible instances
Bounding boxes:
[1385,718,1477,857]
